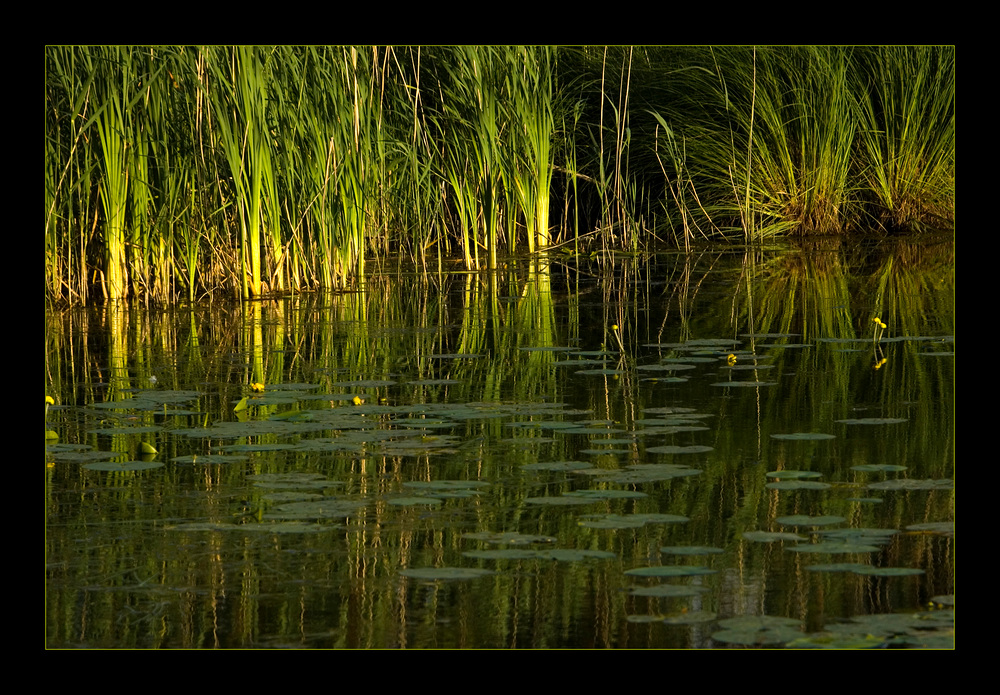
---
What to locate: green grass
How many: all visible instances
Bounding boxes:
[44,45,955,306]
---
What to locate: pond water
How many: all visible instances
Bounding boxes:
[44,238,954,649]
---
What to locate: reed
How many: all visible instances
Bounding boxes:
[43,46,955,308]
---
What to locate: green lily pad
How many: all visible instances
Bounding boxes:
[770,433,835,440]
[585,464,702,483]
[82,460,165,471]
[659,545,725,556]
[906,521,954,535]
[522,460,592,471]
[711,381,777,387]
[805,563,872,573]
[816,528,898,544]
[625,565,716,577]
[851,566,925,577]
[579,513,690,529]
[265,499,366,519]
[646,445,714,454]
[775,515,846,526]
[524,496,598,506]
[767,470,823,479]
[171,454,249,464]
[386,496,444,506]
[766,480,832,490]
[662,610,718,624]
[712,616,802,645]
[399,567,494,580]
[851,464,908,472]
[787,541,881,554]
[836,418,908,425]
[563,489,648,500]
[463,548,615,561]
[628,584,711,598]
[462,531,557,545]
[743,531,807,543]
[868,478,953,490]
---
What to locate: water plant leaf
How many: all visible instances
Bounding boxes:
[462,532,557,545]
[868,478,953,490]
[521,461,593,471]
[249,473,339,490]
[767,470,823,479]
[646,445,714,454]
[625,565,716,577]
[659,545,725,555]
[851,464,908,472]
[711,381,777,387]
[835,417,908,425]
[400,567,494,580]
[579,513,689,529]
[386,496,444,506]
[82,460,165,471]
[524,496,599,506]
[743,531,807,543]
[851,566,925,576]
[662,610,718,624]
[787,541,881,554]
[464,548,615,561]
[775,515,846,526]
[906,521,954,535]
[770,433,835,440]
[563,489,648,499]
[805,563,872,573]
[266,499,366,519]
[628,584,711,597]
[766,480,832,490]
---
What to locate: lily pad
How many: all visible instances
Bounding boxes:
[770,433,835,440]
[265,499,366,519]
[462,531,557,545]
[766,480,832,490]
[463,548,615,562]
[659,545,725,556]
[851,464,908,472]
[386,496,444,506]
[399,567,494,580]
[628,584,711,598]
[82,460,165,471]
[743,531,807,543]
[662,610,718,624]
[775,515,846,526]
[787,541,881,554]
[625,565,717,578]
[563,489,648,500]
[836,418,908,425]
[711,381,777,387]
[579,513,689,529]
[646,445,714,454]
[522,460,592,471]
[712,616,802,646]
[868,478,953,491]
[767,470,823,479]
[851,566,925,577]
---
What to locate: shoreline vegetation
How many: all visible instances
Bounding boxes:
[44,45,954,305]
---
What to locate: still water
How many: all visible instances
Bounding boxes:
[45,238,954,648]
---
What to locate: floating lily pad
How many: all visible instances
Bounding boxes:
[386,496,444,506]
[582,464,702,484]
[400,567,494,580]
[171,454,248,464]
[906,521,954,535]
[265,499,366,519]
[712,616,802,646]
[766,480,832,490]
[787,541,881,554]
[743,531,807,543]
[563,489,648,500]
[249,473,338,490]
[851,566,925,577]
[625,565,717,577]
[628,584,710,598]
[463,548,615,562]
[805,562,871,573]
[523,496,597,506]
[462,531,557,545]
[868,478,953,490]
[836,418,908,425]
[775,515,846,526]
[646,445,714,454]
[767,470,823,479]
[579,513,689,529]
[522,461,592,471]
[816,528,898,545]
[659,545,725,556]
[662,610,718,624]
[770,433,835,441]
[851,464,908,472]
[82,460,165,471]
[711,381,777,387]
[89,425,163,435]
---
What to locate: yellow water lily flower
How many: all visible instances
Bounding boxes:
[250,382,265,393]
[352,395,363,406]
[727,354,737,365]
[46,395,55,406]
